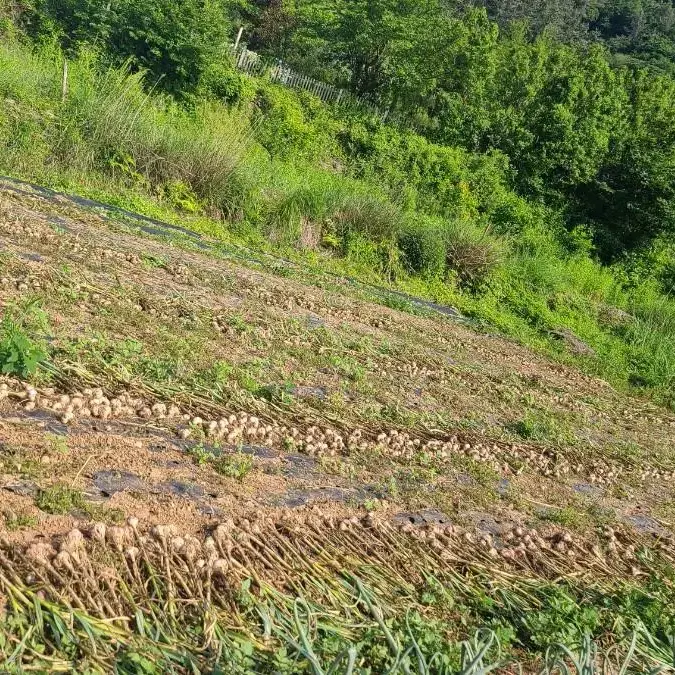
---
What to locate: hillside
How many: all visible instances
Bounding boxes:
[0,176,674,671]
[1,0,675,672]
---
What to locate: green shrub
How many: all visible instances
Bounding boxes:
[398,217,446,278]
[339,119,512,219]
[254,82,341,162]
[27,0,231,96]
[198,61,257,105]
[0,302,49,378]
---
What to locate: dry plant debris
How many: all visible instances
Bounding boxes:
[0,187,674,672]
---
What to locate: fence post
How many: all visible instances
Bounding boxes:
[233,27,244,53]
[61,58,68,103]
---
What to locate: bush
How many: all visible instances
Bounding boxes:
[0,0,24,37]
[338,119,511,219]
[27,0,231,96]
[254,82,342,162]
[0,302,49,378]
[443,219,504,286]
[398,217,446,278]
[265,174,404,257]
[198,61,257,105]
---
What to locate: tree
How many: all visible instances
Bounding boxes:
[574,70,675,257]
[25,0,115,51]
[470,0,598,41]
[25,0,232,96]
[111,0,231,95]
[280,0,445,98]
[248,0,297,56]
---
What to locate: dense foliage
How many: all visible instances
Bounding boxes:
[13,0,675,261]
[23,0,232,94]
[243,1,675,261]
[0,0,674,404]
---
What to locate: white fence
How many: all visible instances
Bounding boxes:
[230,44,391,121]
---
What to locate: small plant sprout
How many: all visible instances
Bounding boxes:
[213,451,253,480]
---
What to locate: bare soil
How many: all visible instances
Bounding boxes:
[1,181,674,581]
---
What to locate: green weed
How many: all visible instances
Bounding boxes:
[509,410,574,445]
[327,354,365,382]
[0,446,43,479]
[0,301,49,377]
[188,444,254,481]
[3,510,38,531]
[34,484,123,522]
[213,452,254,481]
[44,433,68,454]
[538,507,587,530]
[188,443,214,466]
[226,313,252,334]
[140,253,166,270]
[35,485,87,515]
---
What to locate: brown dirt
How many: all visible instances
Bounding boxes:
[0,183,674,578]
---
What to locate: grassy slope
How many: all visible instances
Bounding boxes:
[0,40,673,412]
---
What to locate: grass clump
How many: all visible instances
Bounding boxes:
[213,451,253,481]
[35,484,123,522]
[189,445,254,481]
[44,433,68,454]
[509,410,575,445]
[539,507,588,530]
[399,216,504,286]
[35,484,87,515]
[265,177,405,276]
[3,510,38,531]
[60,64,254,212]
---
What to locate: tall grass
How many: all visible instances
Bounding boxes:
[626,288,675,397]
[0,41,254,216]
[0,38,674,404]
[61,60,255,207]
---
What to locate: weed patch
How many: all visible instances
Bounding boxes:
[213,452,254,481]
[188,444,254,481]
[35,485,87,515]
[509,410,575,445]
[0,301,49,377]
[3,510,38,531]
